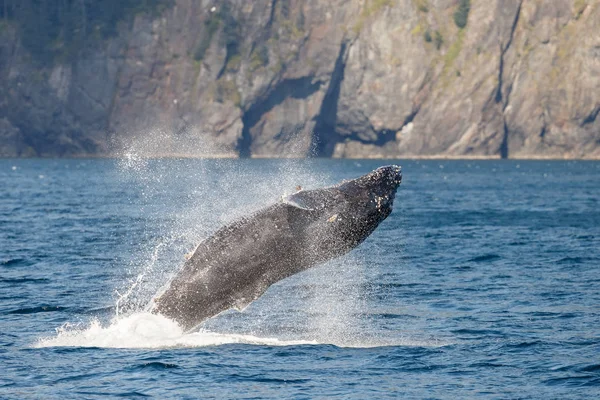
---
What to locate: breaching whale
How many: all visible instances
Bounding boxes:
[153,165,402,331]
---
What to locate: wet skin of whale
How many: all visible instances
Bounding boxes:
[153,165,402,331]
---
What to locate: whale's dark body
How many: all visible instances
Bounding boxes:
[153,165,402,331]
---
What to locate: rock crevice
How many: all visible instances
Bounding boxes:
[498,0,523,159]
[312,40,349,157]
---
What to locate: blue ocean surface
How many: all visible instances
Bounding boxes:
[1,158,599,399]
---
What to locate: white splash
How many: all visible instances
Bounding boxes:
[35,313,318,349]
[35,312,448,349]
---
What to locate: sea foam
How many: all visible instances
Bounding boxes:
[35,312,318,349]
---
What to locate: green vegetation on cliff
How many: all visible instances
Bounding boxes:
[453,0,470,29]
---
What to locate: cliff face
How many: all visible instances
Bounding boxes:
[0,0,598,158]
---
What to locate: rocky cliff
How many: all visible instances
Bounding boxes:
[0,0,599,158]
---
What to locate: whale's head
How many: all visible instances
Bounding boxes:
[337,165,402,222]
[282,165,402,256]
[283,165,401,259]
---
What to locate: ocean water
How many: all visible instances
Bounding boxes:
[1,158,599,399]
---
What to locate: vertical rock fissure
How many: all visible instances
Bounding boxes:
[500,119,509,159]
[497,0,522,158]
[238,110,256,158]
[495,42,504,104]
[496,0,522,105]
[311,41,348,157]
[539,122,547,140]
[267,0,278,31]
